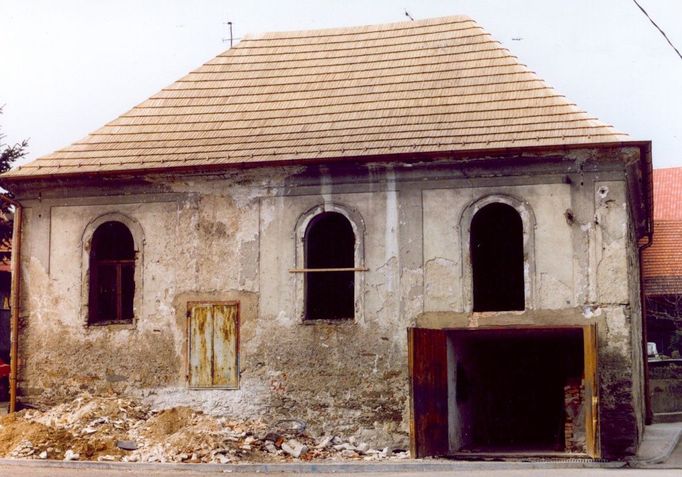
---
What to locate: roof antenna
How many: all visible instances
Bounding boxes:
[222,21,233,47]
[404,9,414,21]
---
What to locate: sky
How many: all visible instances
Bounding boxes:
[1,0,681,169]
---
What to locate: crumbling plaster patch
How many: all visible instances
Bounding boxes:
[20,327,180,404]
[595,181,629,304]
[25,256,72,329]
[601,306,632,357]
[597,304,640,458]
[259,191,392,326]
[19,188,267,399]
[423,183,573,312]
[424,258,459,310]
[240,321,409,444]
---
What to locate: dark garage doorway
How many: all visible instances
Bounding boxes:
[451,328,583,452]
[409,327,597,457]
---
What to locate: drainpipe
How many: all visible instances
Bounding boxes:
[637,144,654,426]
[0,195,22,414]
[639,231,654,425]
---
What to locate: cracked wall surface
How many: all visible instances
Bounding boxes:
[12,148,646,454]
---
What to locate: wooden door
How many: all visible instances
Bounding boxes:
[583,323,600,458]
[408,327,449,457]
[188,302,239,389]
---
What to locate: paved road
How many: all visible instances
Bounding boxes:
[0,435,680,477]
[654,432,682,468]
[0,460,680,477]
[0,466,680,477]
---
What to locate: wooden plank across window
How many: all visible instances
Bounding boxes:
[95,259,135,265]
[289,267,368,273]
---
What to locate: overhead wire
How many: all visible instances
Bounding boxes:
[631,0,682,61]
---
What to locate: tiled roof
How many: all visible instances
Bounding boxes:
[643,168,682,295]
[645,276,682,296]
[4,16,630,179]
[652,167,682,220]
[643,221,682,295]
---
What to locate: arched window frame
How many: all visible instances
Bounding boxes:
[81,213,144,326]
[460,195,536,313]
[293,203,365,323]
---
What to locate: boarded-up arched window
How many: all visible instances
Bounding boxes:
[89,221,135,324]
[471,203,524,312]
[304,212,355,320]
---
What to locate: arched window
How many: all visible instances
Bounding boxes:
[88,221,136,324]
[471,203,524,312]
[304,212,355,320]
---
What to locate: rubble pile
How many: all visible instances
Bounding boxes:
[0,394,409,463]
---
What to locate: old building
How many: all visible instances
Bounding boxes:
[641,167,682,421]
[642,167,682,358]
[1,16,652,459]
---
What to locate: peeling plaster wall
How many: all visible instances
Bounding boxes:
[13,149,645,454]
[592,181,645,458]
[423,183,573,312]
[257,187,416,444]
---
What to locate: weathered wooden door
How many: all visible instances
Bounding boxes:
[188,302,239,389]
[408,327,449,457]
[583,323,600,458]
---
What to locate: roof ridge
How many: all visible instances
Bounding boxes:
[246,15,475,41]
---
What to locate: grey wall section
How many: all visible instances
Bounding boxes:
[12,147,645,456]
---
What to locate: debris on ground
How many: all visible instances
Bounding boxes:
[0,393,409,463]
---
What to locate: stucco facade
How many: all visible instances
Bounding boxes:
[6,145,650,458]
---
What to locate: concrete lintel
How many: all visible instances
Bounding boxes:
[415,307,601,329]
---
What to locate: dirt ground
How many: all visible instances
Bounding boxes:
[0,393,406,463]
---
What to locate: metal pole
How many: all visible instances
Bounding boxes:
[8,204,21,413]
[0,195,22,414]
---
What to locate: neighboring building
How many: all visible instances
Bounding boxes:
[0,211,12,318]
[642,167,682,358]
[0,17,652,459]
[0,239,10,370]
[0,223,12,401]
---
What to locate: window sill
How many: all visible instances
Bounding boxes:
[470,309,526,316]
[86,321,136,330]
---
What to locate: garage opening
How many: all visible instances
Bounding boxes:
[451,328,583,452]
[409,327,597,457]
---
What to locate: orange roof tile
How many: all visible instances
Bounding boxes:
[642,168,682,295]
[2,16,629,180]
[643,220,682,295]
[652,167,682,221]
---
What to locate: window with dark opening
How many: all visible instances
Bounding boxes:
[471,203,524,312]
[304,212,355,320]
[89,221,135,324]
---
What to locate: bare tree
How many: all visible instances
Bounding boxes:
[646,294,682,357]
